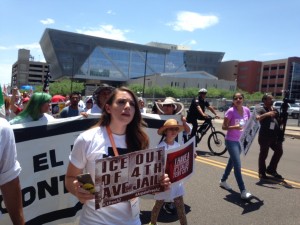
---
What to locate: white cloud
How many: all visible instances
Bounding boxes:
[179,39,197,47]
[189,40,197,45]
[107,10,116,15]
[167,11,219,32]
[0,64,13,85]
[0,43,41,51]
[14,43,41,50]
[76,25,130,41]
[0,46,9,50]
[40,18,55,25]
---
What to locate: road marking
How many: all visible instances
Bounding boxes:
[196,156,300,188]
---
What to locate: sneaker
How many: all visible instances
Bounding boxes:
[241,190,252,200]
[259,173,269,180]
[219,180,232,190]
[266,170,283,179]
[163,202,176,215]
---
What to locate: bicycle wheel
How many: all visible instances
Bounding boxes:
[208,131,227,156]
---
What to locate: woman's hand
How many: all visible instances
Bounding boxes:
[65,163,94,204]
[73,179,95,204]
[80,112,88,118]
[160,174,171,191]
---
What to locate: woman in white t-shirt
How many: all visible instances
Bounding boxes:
[150,118,187,225]
[9,92,54,125]
[65,86,171,225]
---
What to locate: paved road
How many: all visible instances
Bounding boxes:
[140,122,300,225]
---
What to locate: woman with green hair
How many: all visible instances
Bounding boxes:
[9,92,55,125]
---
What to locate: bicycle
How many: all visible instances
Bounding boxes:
[194,116,227,156]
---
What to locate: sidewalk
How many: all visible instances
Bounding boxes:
[284,125,300,139]
[214,119,300,139]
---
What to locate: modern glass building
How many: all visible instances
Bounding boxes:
[40,28,224,85]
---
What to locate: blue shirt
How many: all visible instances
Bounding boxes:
[60,106,84,118]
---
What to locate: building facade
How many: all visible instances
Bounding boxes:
[39,29,225,88]
[259,57,300,99]
[238,61,262,94]
[216,60,239,81]
[128,72,235,96]
[219,57,300,99]
[11,49,49,88]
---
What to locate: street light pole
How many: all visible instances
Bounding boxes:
[71,57,74,93]
[290,62,295,99]
[142,50,148,98]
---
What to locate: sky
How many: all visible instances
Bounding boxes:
[1,0,300,86]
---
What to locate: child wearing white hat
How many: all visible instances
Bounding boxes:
[149,119,187,225]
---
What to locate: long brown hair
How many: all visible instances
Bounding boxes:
[96,86,149,151]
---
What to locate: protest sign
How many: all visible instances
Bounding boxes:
[239,111,260,155]
[94,147,165,209]
[165,138,195,184]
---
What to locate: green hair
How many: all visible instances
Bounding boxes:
[15,92,52,121]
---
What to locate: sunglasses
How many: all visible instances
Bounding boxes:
[233,97,243,100]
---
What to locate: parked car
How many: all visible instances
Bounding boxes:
[218,102,232,112]
[273,101,300,119]
[289,103,300,119]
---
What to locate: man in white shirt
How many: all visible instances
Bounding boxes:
[0,118,25,225]
[138,97,147,113]
[87,84,114,114]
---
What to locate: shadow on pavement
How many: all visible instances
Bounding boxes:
[256,178,296,189]
[196,150,214,157]
[140,204,191,224]
[196,150,228,159]
[223,190,264,214]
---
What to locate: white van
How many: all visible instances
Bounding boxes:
[273,101,300,119]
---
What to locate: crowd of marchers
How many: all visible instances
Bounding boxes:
[0,85,285,225]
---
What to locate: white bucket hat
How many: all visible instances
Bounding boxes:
[155,97,184,115]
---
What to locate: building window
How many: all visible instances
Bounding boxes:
[271,66,277,70]
[279,65,285,70]
[263,67,269,71]
[263,76,268,79]
[270,75,276,79]
[239,66,248,71]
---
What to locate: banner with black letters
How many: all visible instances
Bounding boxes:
[0,114,182,224]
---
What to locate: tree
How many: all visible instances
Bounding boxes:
[35,79,85,96]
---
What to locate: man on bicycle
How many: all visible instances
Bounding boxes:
[187,88,219,140]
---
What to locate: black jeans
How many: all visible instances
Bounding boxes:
[188,118,208,140]
[258,135,283,175]
[189,119,199,139]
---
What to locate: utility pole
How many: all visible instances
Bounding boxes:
[71,57,74,93]
[142,50,148,98]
